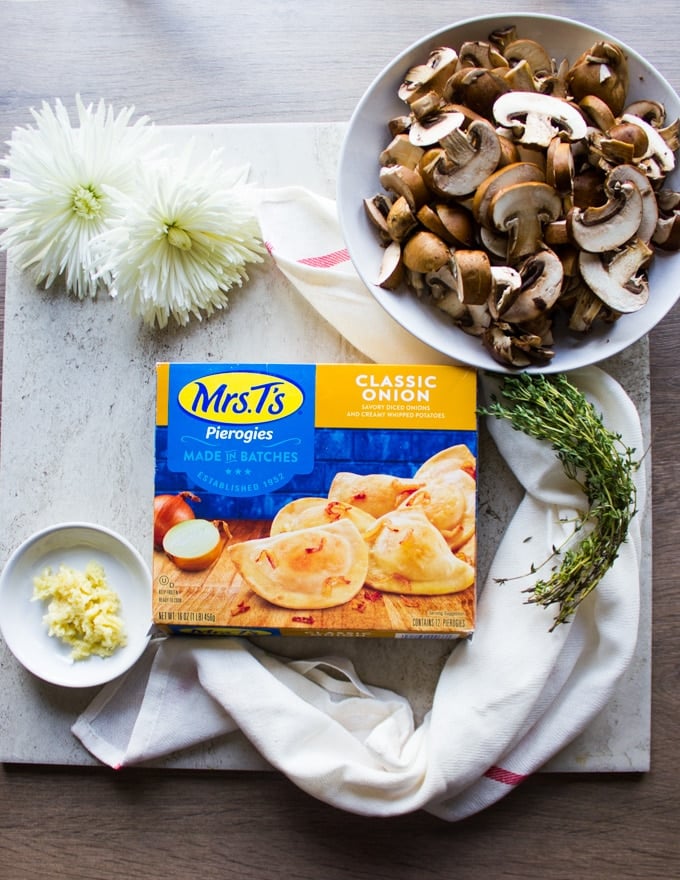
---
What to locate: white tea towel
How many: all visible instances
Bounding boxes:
[73,188,645,820]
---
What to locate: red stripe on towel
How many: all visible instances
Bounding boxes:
[298,248,350,268]
[484,765,528,786]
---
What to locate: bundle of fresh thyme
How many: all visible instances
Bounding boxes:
[480,373,639,630]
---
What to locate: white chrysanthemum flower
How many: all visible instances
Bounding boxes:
[95,145,266,328]
[0,95,154,298]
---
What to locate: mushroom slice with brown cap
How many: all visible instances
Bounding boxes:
[483,322,554,368]
[489,180,563,263]
[472,160,546,228]
[619,113,676,179]
[567,179,644,253]
[607,164,658,244]
[417,202,475,248]
[445,67,511,121]
[377,241,404,290]
[489,266,523,316]
[379,164,429,212]
[363,194,392,243]
[419,119,502,198]
[566,41,629,116]
[408,90,444,122]
[503,38,554,79]
[568,283,612,332]
[652,213,680,251]
[380,134,425,169]
[385,195,418,243]
[409,108,466,147]
[398,46,460,104]
[493,91,588,148]
[502,59,538,94]
[450,249,493,305]
[458,40,508,70]
[498,249,564,323]
[623,99,667,127]
[579,238,653,313]
[402,230,451,274]
[546,137,575,207]
[652,189,680,249]
[578,94,617,132]
[437,203,476,247]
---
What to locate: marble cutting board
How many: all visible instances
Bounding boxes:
[0,122,651,772]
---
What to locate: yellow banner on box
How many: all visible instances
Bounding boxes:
[315,364,477,431]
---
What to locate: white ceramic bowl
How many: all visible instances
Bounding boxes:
[337,13,680,373]
[0,522,152,688]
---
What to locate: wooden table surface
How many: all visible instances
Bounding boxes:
[1,2,679,878]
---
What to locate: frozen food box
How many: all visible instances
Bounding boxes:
[152,362,478,638]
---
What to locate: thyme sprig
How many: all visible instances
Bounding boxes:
[480,373,639,630]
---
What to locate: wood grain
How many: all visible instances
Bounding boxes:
[1,2,680,878]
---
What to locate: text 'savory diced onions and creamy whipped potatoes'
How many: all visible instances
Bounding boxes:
[153,363,478,638]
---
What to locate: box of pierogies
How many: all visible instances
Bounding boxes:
[152,362,478,638]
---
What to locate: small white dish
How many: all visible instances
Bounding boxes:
[0,522,152,688]
[337,13,680,373]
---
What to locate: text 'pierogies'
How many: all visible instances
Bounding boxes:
[228,519,368,610]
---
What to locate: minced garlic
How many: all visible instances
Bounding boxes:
[32,561,127,661]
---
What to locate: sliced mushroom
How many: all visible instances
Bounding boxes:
[380,134,425,169]
[471,160,546,228]
[488,25,519,52]
[445,67,511,120]
[503,38,554,78]
[450,249,493,305]
[573,166,606,209]
[568,283,611,332]
[579,238,653,313]
[417,202,475,248]
[483,322,554,368]
[567,179,644,253]
[493,91,588,147]
[607,164,658,244]
[605,119,649,159]
[408,90,445,121]
[539,57,571,100]
[377,241,404,289]
[385,195,418,243]
[623,99,666,127]
[651,190,680,251]
[419,119,502,197]
[489,180,563,263]
[502,59,538,93]
[546,137,574,202]
[409,108,466,147]
[478,225,510,260]
[659,118,680,153]
[363,194,392,243]
[578,94,617,132]
[566,41,629,115]
[652,214,680,250]
[402,231,451,274]
[490,265,523,311]
[497,249,564,323]
[379,164,429,212]
[458,40,508,70]
[620,113,676,178]
[398,46,460,104]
